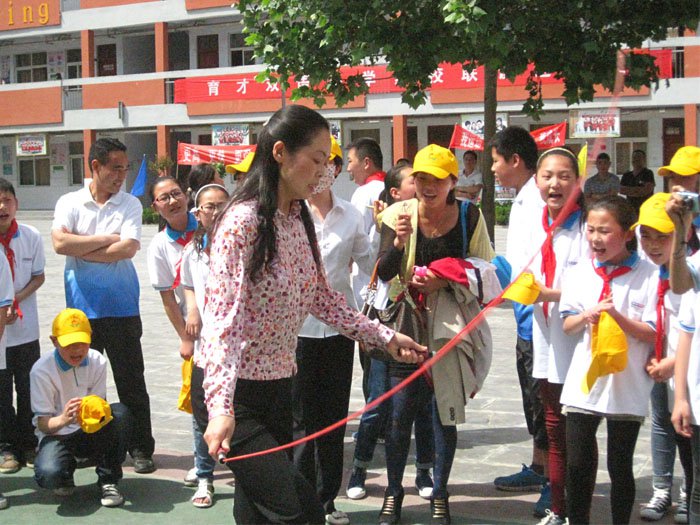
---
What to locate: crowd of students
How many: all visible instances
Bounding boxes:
[1,104,700,525]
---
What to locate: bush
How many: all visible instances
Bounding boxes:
[495,201,513,225]
[142,206,160,225]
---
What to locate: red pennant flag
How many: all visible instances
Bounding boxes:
[449,125,485,150]
[532,121,567,150]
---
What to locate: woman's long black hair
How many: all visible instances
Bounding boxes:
[212,105,328,283]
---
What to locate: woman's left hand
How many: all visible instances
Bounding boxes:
[410,270,447,295]
[387,332,428,363]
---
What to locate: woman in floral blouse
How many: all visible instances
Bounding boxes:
[199,104,426,524]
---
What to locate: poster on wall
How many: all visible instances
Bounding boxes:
[16,135,47,156]
[50,142,68,166]
[47,51,65,80]
[212,124,249,146]
[460,113,508,138]
[570,109,620,138]
[328,120,342,145]
[1,145,12,163]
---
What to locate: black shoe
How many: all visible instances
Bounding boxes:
[415,468,434,499]
[378,489,404,525]
[133,456,156,474]
[431,496,451,525]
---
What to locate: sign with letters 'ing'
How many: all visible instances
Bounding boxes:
[0,0,60,31]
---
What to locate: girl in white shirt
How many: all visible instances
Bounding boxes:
[180,183,229,508]
[560,195,657,524]
[528,148,588,525]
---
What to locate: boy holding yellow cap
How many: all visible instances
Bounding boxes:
[30,308,131,508]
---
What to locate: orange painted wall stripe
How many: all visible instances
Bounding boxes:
[185,0,231,10]
[187,95,365,116]
[0,87,62,125]
[82,79,165,109]
[80,0,151,7]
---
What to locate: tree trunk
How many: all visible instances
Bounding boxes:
[481,65,498,242]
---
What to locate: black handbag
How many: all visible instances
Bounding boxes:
[359,262,427,361]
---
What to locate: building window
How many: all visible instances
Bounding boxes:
[16,52,48,83]
[67,49,82,79]
[69,141,84,185]
[229,33,254,67]
[19,158,50,186]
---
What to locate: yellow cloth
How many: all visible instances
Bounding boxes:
[79,395,113,434]
[582,311,628,393]
[178,357,193,414]
[503,272,540,305]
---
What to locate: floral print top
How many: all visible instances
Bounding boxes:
[199,199,394,418]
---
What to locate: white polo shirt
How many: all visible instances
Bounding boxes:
[147,213,198,317]
[506,176,545,278]
[678,289,700,424]
[30,348,107,442]
[0,254,14,369]
[180,241,209,356]
[3,223,45,347]
[351,178,384,309]
[527,211,588,382]
[52,188,141,319]
[559,254,657,416]
[300,193,374,338]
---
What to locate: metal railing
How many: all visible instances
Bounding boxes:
[62,86,82,110]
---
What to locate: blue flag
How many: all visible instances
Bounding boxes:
[130,154,147,197]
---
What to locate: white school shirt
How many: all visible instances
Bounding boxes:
[30,348,107,442]
[3,223,45,347]
[300,193,374,338]
[505,176,545,278]
[180,242,209,356]
[678,289,700,424]
[527,211,589,382]
[559,254,657,416]
[350,178,384,309]
[146,216,198,318]
[0,254,14,369]
[52,187,141,319]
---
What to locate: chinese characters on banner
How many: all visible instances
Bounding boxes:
[176,143,256,165]
[449,121,567,151]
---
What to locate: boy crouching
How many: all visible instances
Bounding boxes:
[31,308,131,507]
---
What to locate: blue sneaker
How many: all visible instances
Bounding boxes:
[533,483,552,518]
[494,464,547,492]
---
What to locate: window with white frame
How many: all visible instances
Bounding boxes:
[19,158,50,186]
[67,49,82,79]
[69,141,84,185]
[16,52,48,83]
[229,33,254,67]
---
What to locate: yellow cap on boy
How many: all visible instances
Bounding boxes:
[52,308,92,347]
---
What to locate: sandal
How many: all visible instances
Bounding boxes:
[191,478,214,508]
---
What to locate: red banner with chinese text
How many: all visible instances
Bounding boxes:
[450,121,567,151]
[176,143,256,165]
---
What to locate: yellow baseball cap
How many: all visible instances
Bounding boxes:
[502,272,541,305]
[413,144,459,180]
[78,395,113,434]
[658,146,700,177]
[631,192,674,234]
[329,136,343,161]
[583,311,628,393]
[52,308,92,347]
[225,151,255,174]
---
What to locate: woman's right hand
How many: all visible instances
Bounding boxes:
[393,213,412,250]
[204,414,235,459]
[387,332,428,363]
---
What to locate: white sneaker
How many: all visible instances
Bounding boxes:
[0,493,7,510]
[537,509,566,525]
[184,467,198,487]
[100,484,124,507]
[325,510,350,525]
[640,487,671,521]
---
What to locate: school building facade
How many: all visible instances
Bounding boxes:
[0,0,698,209]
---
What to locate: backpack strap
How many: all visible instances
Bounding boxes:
[460,200,470,259]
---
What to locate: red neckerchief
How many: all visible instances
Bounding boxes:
[540,207,556,322]
[0,220,21,318]
[172,231,195,290]
[592,261,632,302]
[364,171,386,185]
[655,278,670,361]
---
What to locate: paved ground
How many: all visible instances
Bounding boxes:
[0,211,684,524]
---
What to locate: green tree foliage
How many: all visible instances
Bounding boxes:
[238,0,696,232]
